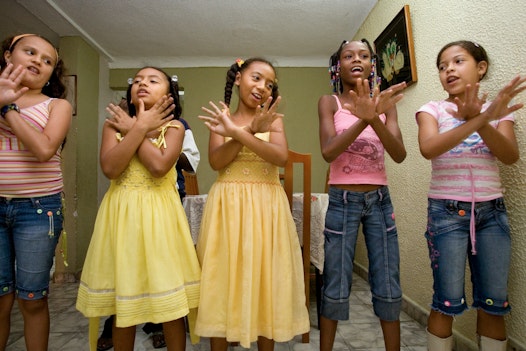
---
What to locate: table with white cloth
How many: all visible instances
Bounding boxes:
[182,193,329,272]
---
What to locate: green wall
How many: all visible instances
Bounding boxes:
[57,37,100,278]
[109,66,330,194]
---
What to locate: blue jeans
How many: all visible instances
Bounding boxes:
[0,193,63,300]
[320,186,401,321]
[426,198,511,316]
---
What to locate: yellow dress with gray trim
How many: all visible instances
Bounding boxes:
[195,132,310,347]
[76,123,200,348]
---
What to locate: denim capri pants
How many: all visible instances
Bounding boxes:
[0,193,63,300]
[320,186,402,321]
[426,198,511,316]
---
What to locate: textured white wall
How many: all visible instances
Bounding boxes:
[354,0,526,347]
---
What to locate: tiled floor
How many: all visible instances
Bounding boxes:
[6,273,428,350]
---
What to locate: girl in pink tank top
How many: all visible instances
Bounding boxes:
[318,39,407,351]
[0,33,72,351]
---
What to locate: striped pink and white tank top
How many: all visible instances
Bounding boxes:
[0,98,63,197]
[416,100,513,202]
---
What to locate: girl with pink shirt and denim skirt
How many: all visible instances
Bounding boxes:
[0,33,72,351]
[416,40,526,351]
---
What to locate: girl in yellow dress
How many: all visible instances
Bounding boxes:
[195,58,310,351]
[76,67,200,351]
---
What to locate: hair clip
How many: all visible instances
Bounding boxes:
[236,58,244,68]
[171,75,178,83]
[127,77,133,85]
[473,42,480,48]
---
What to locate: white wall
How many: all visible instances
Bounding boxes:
[354,0,526,348]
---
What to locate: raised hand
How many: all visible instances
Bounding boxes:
[0,63,29,106]
[483,75,526,121]
[135,95,175,132]
[249,96,284,133]
[344,78,376,122]
[446,83,487,120]
[375,81,406,115]
[105,103,135,135]
[344,79,405,122]
[198,101,237,137]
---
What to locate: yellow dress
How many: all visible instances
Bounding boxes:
[195,133,310,347]
[76,128,200,333]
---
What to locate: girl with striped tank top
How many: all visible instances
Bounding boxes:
[0,34,72,350]
[416,40,526,351]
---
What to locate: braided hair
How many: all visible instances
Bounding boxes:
[0,35,67,99]
[224,57,280,107]
[126,66,182,120]
[360,38,381,93]
[328,39,381,94]
[329,40,348,94]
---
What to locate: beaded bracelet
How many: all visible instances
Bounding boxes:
[0,104,20,117]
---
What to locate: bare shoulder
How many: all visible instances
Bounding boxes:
[318,94,336,107]
[49,97,72,111]
[167,119,184,128]
[318,94,338,121]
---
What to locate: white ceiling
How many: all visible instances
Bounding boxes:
[7,0,377,68]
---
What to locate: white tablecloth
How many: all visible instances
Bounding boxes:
[182,193,328,271]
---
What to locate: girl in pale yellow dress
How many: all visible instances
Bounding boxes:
[196,58,310,351]
[76,67,200,351]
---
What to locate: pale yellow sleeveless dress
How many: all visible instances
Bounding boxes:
[76,125,200,348]
[195,132,310,347]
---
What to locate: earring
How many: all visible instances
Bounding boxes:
[45,81,50,87]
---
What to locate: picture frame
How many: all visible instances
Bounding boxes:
[64,75,77,116]
[374,5,417,91]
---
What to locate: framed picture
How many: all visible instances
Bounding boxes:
[64,75,77,116]
[374,5,417,91]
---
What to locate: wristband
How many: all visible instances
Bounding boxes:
[0,104,20,117]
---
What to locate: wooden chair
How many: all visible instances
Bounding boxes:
[315,168,331,327]
[182,170,199,195]
[282,150,311,343]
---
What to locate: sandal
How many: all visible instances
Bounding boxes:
[152,331,166,349]
[97,337,113,351]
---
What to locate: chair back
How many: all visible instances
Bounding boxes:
[182,170,199,195]
[282,149,311,343]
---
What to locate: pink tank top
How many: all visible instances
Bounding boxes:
[328,95,387,186]
[0,98,63,197]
